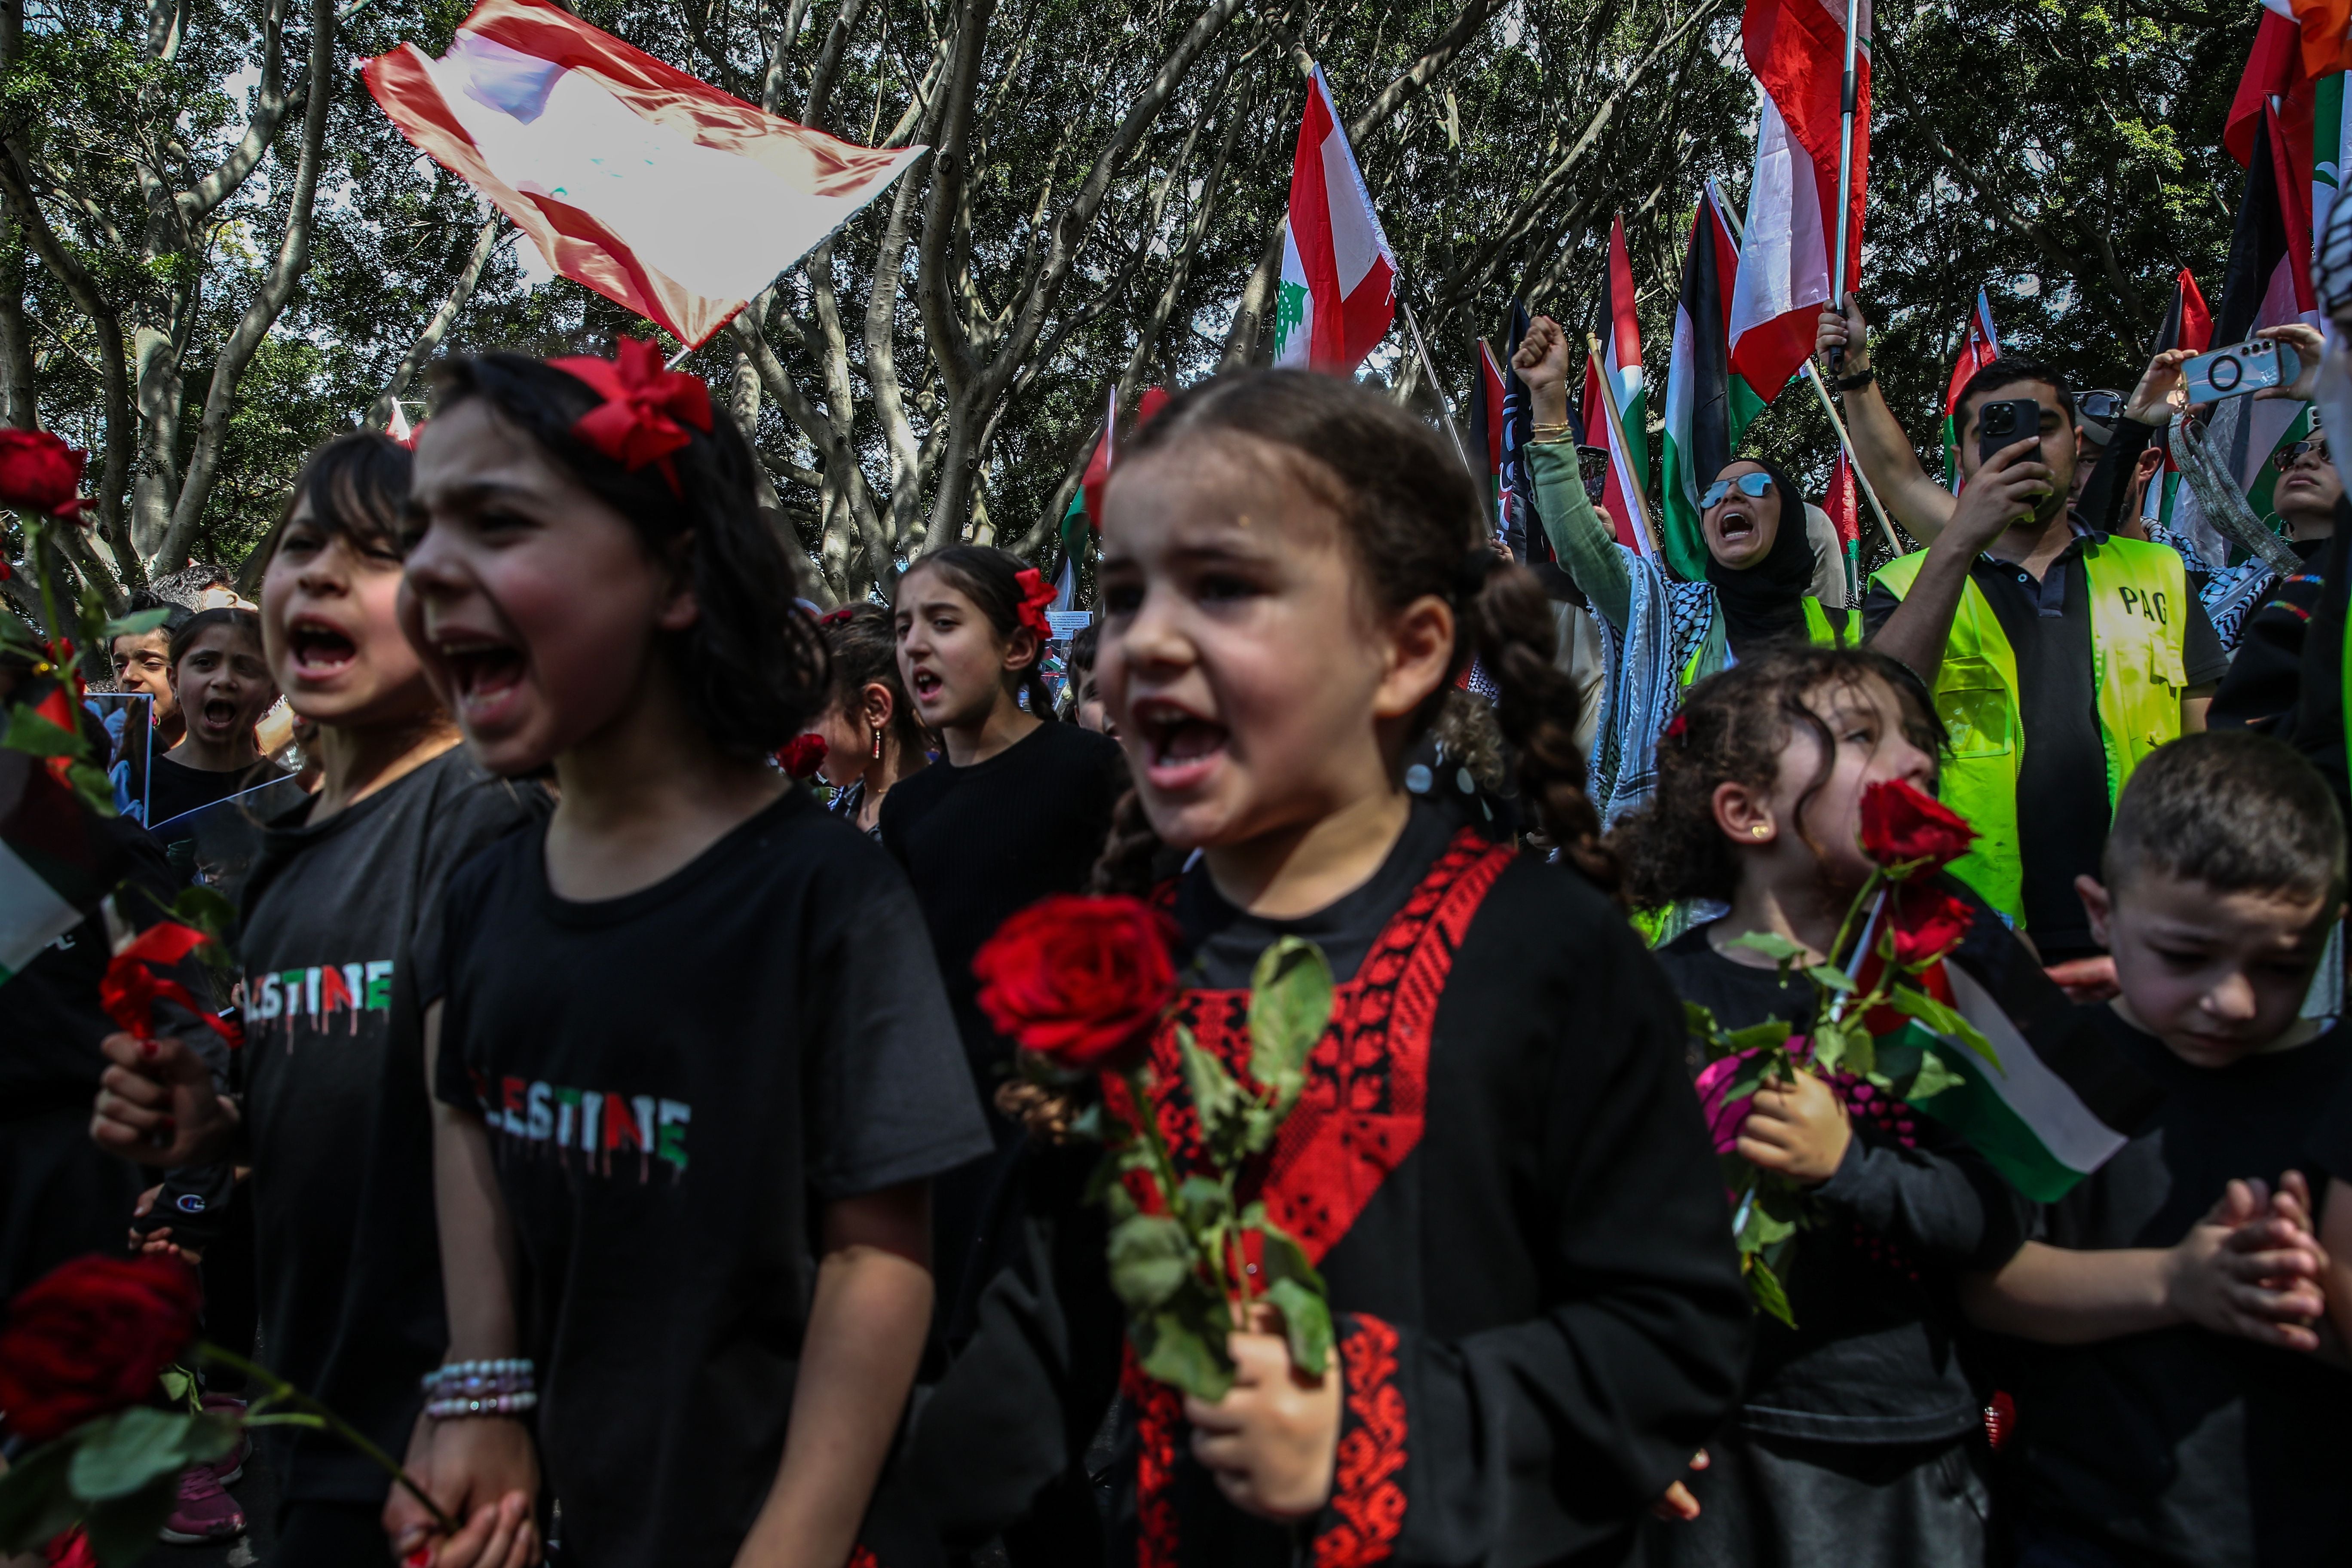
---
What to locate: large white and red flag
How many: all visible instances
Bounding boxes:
[1272,67,1397,372]
[364,0,926,348]
[1743,0,1869,301]
[1725,96,1828,405]
[1581,214,1651,554]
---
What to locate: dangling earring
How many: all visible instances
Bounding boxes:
[871,725,884,760]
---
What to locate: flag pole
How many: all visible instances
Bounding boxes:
[1401,300,1477,505]
[1709,181,1901,559]
[1828,0,1862,375]
[1586,330,1666,560]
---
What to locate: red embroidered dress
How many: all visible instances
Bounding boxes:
[1106,813,1752,1568]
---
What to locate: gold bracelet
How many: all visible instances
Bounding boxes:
[1530,420,1573,439]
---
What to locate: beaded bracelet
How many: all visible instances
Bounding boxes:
[421,1358,536,1401]
[425,1390,540,1420]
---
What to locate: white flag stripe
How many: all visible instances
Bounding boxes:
[1274,221,1313,367]
[1665,303,1700,513]
[419,40,915,303]
[0,841,82,979]
[1728,95,1830,353]
[1312,69,1395,300]
[1946,965,2130,1176]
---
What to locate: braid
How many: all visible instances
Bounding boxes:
[1467,564,1622,901]
[1090,785,1167,896]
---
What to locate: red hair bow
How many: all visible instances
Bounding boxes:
[548,337,714,496]
[1013,567,1056,638]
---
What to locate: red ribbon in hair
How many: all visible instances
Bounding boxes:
[1013,567,1056,638]
[548,337,714,496]
[99,922,241,1050]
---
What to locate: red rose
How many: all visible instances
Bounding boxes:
[0,429,88,519]
[1888,882,1972,969]
[776,733,827,778]
[973,894,1178,1072]
[1859,779,1975,872]
[0,1254,201,1441]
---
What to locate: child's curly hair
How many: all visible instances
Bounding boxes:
[1610,645,1946,911]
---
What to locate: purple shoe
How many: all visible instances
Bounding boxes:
[159,1464,245,1546]
[199,1394,250,1486]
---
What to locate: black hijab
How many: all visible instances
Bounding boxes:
[1703,460,1819,655]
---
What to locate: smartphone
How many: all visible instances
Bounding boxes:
[1977,398,2046,468]
[2182,338,2302,406]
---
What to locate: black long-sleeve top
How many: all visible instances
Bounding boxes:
[1111,812,1752,1568]
[1651,896,2024,1445]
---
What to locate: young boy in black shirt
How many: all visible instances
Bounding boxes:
[1961,731,2349,1568]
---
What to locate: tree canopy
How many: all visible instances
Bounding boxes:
[0,0,2260,619]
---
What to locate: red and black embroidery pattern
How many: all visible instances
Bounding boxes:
[1114,830,1510,1566]
[1314,1314,1409,1568]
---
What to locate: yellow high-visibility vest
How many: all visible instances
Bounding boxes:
[1872,536,2190,927]
[1678,596,1862,687]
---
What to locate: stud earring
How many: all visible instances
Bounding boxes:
[871,725,884,759]
[1750,823,1770,838]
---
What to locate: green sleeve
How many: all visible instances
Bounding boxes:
[1528,440,1633,633]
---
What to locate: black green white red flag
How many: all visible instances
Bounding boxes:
[1939,290,2000,490]
[1661,184,1763,582]
[1581,215,1651,554]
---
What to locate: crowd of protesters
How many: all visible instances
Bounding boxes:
[4,204,2352,1568]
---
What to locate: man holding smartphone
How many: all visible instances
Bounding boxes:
[1859,339,2227,966]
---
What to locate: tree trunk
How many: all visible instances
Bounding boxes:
[370,215,501,430]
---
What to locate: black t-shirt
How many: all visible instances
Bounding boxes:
[1175,803,1458,988]
[1651,916,2021,1444]
[145,753,287,832]
[1865,533,2228,960]
[434,787,992,1568]
[235,747,545,1502]
[879,720,1126,1097]
[2007,1006,2352,1566]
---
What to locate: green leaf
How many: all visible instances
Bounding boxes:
[1724,930,1808,964]
[1134,1288,1236,1401]
[68,1407,197,1502]
[1248,937,1333,1117]
[158,1369,192,1405]
[99,608,169,640]
[1238,1206,1325,1293]
[1107,1213,1194,1311]
[1738,1199,1798,1250]
[1745,1253,1797,1329]
[1684,1000,1725,1048]
[1178,1029,1248,1158]
[1843,1029,1876,1080]
[177,1412,239,1467]
[1905,1047,1965,1103]
[1174,1176,1230,1231]
[1804,964,1857,994]
[1721,1018,1792,1057]
[3,702,84,761]
[81,1469,179,1568]
[1264,1276,1335,1377]
[0,1439,83,1554]
[1886,985,2002,1070]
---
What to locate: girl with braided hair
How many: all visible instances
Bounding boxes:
[1085,367,1750,1568]
[1610,645,2033,1568]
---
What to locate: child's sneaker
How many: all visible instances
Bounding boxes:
[159,1465,245,1545]
[199,1393,250,1486]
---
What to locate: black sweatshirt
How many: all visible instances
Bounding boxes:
[1115,813,1752,1568]
[1654,913,2023,1446]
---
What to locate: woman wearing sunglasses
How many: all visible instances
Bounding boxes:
[1512,314,1859,828]
[2208,425,2341,733]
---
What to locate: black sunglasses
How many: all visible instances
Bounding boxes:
[2275,437,2332,472]
[2074,389,2125,423]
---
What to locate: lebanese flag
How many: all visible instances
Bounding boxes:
[1272,67,1397,372]
[1939,289,2000,489]
[364,0,926,348]
[1661,184,1765,583]
[1727,95,1831,404]
[1743,0,1868,302]
[1581,215,1651,554]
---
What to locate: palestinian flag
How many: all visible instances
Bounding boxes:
[1940,290,2000,490]
[1057,386,1170,609]
[1661,184,1763,582]
[2139,269,2213,530]
[1583,214,1652,555]
[0,703,129,986]
[1891,949,2164,1213]
[1876,901,2160,1202]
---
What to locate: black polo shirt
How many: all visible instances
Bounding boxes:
[1865,524,2226,961]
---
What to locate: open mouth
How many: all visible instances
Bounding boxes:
[1716,507,1757,547]
[288,616,358,678]
[434,634,528,723]
[199,696,240,732]
[908,665,943,703]
[1132,698,1228,790]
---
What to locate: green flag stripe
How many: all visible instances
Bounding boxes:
[1891,1022,2089,1203]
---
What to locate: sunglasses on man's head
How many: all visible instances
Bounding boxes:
[1701,472,1775,508]
[2074,389,2125,423]
[2275,437,2332,472]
